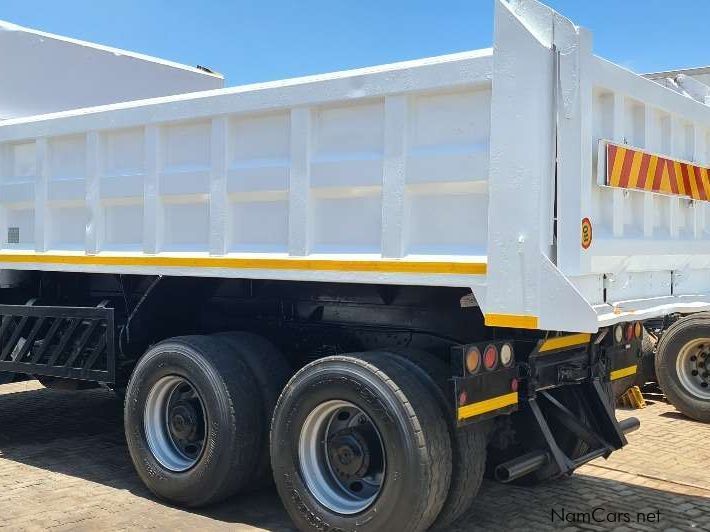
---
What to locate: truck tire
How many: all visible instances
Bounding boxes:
[213,331,291,487]
[124,335,262,507]
[270,354,451,532]
[383,348,486,529]
[655,314,710,422]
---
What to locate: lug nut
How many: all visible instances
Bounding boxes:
[691,355,697,362]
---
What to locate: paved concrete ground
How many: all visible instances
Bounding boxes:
[0,381,708,531]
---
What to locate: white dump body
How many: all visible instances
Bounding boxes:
[0,20,223,120]
[1,0,709,334]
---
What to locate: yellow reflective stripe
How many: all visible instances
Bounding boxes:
[538,333,591,353]
[0,253,487,276]
[610,364,638,381]
[457,392,519,421]
[484,314,539,329]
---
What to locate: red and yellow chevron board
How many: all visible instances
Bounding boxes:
[606,142,710,200]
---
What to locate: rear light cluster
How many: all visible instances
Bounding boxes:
[463,342,514,375]
[613,322,643,345]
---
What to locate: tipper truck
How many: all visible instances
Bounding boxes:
[0,1,707,530]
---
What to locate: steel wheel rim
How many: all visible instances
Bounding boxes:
[298,400,386,515]
[676,338,710,400]
[144,375,207,472]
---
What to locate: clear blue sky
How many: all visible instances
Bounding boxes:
[0,0,706,86]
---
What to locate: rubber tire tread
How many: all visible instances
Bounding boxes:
[124,335,262,507]
[382,348,486,528]
[214,331,292,487]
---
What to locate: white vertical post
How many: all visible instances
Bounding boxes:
[0,145,8,248]
[143,125,162,254]
[642,106,655,238]
[692,125,704,239]
[85,131,102,254]
[34,138,50,252]
[382,95,408,258]
[612,94,625,238]
[669,116,681,238]
[698,128,709,238]
[288,107,312,257]
[209,116,229,255]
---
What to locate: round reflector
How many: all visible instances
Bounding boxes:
[634,322,643,339]
[459,390,468,406]
[500,343,513,367]
[465,346,481,374]
[483,345,498,370]
[614,324,623,344]
[625,323,634,342]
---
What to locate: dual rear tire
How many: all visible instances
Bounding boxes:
[124,333,290,506]
[270,354,452,532]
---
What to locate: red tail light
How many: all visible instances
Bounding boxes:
[483,345,498,370]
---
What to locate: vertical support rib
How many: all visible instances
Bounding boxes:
[668,117,681,239]
[611,94,625,238]
[143,125,161,254]
[692,125,704,238]
[34,138,50,252]
[642,106,655,238]
[382,95,408,258]
[85,131,102,254]
[209,116,229,255]
[288,107,312,256]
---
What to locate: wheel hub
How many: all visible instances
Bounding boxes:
[298,400,386,515]
[144,376,207,471]
[677,340,710,400]
[169,403,199,440]
[328,429,370,480]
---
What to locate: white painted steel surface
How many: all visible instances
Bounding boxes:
[0,20,223,120]
[1,0,709,333]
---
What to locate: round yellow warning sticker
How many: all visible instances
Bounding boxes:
[581,217,593,249]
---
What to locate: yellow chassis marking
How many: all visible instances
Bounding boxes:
[539,333,592,353]
[610,364,638,381]
[457,392,519,421]
[0,253,487,276]
[484,313,539,329]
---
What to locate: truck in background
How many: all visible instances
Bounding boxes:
[0,1,708,530]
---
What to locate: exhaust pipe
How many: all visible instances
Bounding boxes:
[494,450,549,483]
[618,416,640,435]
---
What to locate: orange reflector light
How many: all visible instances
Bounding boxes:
[465,346,481,374]
[634,322,643,339]
[483,345,498,370]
